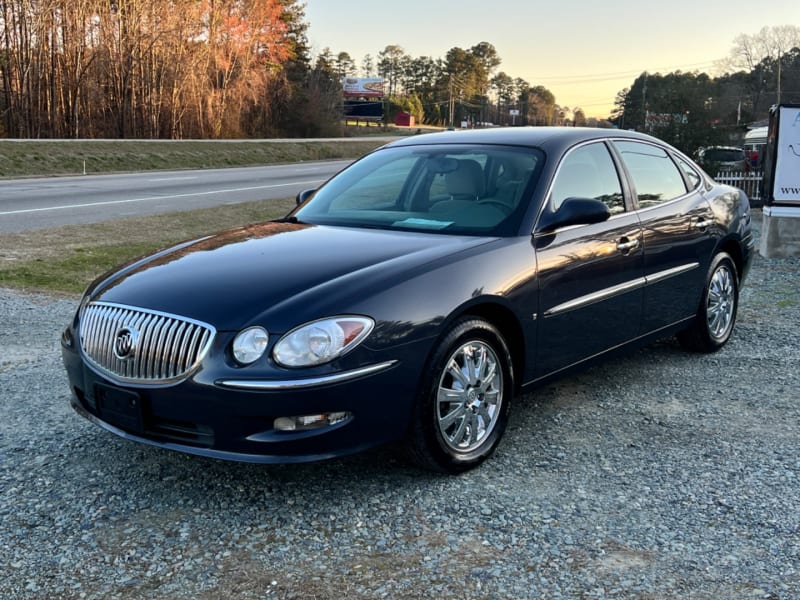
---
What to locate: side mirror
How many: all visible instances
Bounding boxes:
[536,197,611,232]
[296,189,316,205]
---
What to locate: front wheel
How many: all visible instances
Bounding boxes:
[407,317,513,473]
[677,252,739,353]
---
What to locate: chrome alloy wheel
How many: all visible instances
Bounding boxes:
[436,340,503,453]
[706,263,736,340]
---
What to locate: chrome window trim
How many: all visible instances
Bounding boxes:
[531,136,708,234]
[216,360,398,391]
[531,208,631,237]
[631,188,697,213]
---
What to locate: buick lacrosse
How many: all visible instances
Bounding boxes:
[62,127,754,473]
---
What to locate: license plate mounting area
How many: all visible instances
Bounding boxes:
[95,384,144,433]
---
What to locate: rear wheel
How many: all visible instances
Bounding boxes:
[407,317,513,473]
[677,252,739,353]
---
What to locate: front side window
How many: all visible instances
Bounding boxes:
[294,144,543,236]
[550,142,624,214]
[614,141,687,208]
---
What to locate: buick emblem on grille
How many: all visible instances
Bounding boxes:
[113,327,139,360]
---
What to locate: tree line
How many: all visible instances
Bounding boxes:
[0,0,321,138]
[314,42,568,129]
[1,2,797,146]
[0,0,567,138]
[321,25,800,154]
[324,26,800,154]
[610,26,800,153]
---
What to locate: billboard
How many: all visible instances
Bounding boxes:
[764,104,800,206]
[772,105,800,204]
[343,100,383,120]
[343,77,385,98]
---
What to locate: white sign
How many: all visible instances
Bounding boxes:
[773,106,800,203]
[509,109,520,116]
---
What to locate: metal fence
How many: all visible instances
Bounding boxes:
[714,170,763,206]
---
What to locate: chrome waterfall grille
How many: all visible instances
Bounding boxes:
[79,302,216,383]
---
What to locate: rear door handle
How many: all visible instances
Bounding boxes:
[693,218,713,230]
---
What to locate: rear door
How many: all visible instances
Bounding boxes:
[612,141,716,333]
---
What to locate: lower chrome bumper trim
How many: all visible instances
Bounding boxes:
[216,360,398,391]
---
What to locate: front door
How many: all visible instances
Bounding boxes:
[534,141,644,378]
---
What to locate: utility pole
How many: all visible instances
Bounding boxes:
[642,72,648,131]
[448,74,455,129]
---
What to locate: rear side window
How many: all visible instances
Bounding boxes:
[614,141,687,208]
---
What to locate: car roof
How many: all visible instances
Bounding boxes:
[384,126,664,154]
[744,126,768,140]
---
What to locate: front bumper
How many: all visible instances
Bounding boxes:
[62,342,422,464]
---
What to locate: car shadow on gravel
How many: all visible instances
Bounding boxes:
[57,331,747,497]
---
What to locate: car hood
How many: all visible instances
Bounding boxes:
[88,221,495,331]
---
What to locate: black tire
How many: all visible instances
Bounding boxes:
[406,317,513,474]
[677,252,739,353]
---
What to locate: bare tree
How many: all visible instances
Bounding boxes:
[722,25,800,113]
[0,0,304,138]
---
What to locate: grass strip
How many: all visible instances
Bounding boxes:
[0,139,388,178]
[0,197,297,295]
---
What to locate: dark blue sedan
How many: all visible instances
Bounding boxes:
[61,128,755,473]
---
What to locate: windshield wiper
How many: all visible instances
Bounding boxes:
[273,216,306,224]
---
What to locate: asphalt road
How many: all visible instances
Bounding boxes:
[0,160,352,233]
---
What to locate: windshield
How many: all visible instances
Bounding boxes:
[293,144,543,236]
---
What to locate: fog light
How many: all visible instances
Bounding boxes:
[273,411,351,431]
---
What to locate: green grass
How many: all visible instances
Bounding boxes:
[0,244,157,292]
[0,139,389,178]
[0,197,297,294]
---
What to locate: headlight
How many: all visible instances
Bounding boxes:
[273,316,374,368]
[232,326,269,365]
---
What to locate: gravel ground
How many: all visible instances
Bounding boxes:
[1,211,799,599]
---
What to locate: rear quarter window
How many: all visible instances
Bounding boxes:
[675,156,702,190]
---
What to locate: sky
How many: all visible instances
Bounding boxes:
[302,0,800,118]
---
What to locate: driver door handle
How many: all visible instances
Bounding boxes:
[616,238,640,253]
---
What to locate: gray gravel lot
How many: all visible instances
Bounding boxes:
[1,212,799,599]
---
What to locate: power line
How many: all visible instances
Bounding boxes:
[534,61,718,83]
